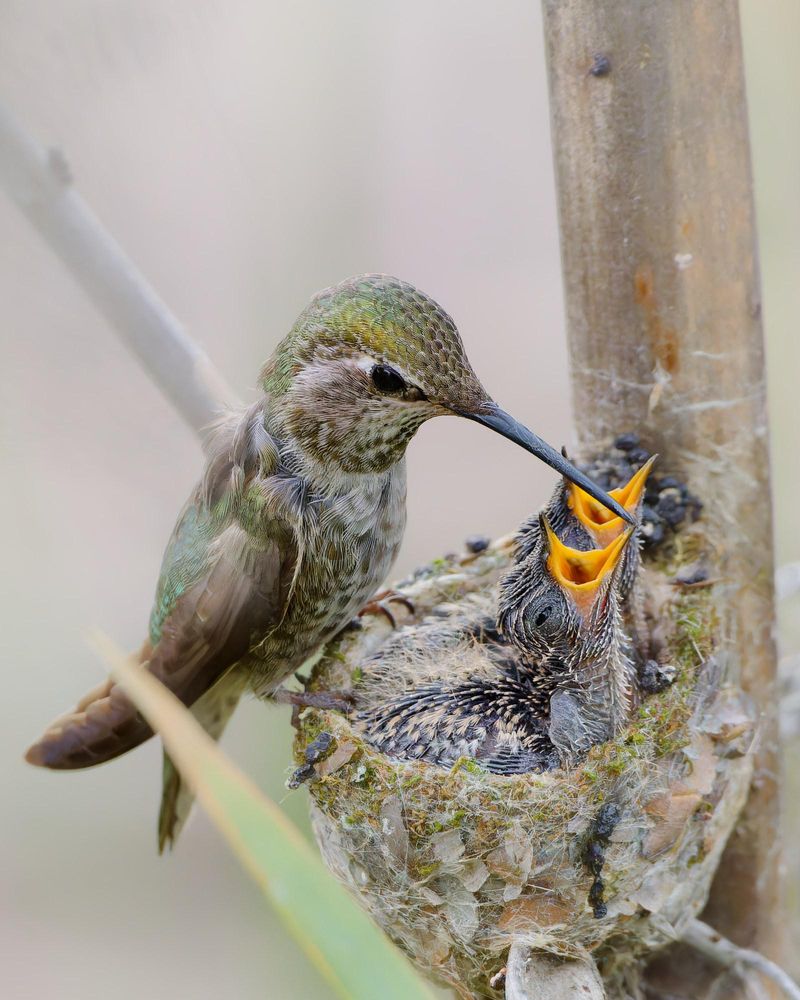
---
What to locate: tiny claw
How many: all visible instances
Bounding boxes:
[358,589,415,628]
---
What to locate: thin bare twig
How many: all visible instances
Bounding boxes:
[683,920,800,1000]
[0,102,237,444]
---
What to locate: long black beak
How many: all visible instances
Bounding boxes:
[458,403,635,525]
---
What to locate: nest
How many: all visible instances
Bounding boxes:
[292,525,754,999]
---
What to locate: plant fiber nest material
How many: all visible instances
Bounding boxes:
[293,530,754,998]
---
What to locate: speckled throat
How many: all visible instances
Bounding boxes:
[240,414,409,694]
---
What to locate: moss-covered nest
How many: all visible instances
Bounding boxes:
[292,529,754,998]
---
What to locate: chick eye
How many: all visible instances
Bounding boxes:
[522,596,564,640]
[371,364,407,394]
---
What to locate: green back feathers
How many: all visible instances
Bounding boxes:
[148,402,286,646]
[262,274,484,405]
[149,501,217,644]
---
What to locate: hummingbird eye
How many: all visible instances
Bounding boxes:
[370,365,407,394]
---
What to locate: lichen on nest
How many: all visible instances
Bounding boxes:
[291,453,754,998]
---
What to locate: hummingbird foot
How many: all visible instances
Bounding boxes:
[274,688,356,714]
[357,589,416,628]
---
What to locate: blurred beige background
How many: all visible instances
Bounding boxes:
[1,2,798,998]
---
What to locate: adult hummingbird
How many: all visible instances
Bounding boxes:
[25,274,630,846]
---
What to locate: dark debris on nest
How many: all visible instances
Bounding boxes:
[287,730,335,789]
[580,434,702,549]
[583,803,623,919]
[638,659,677,695]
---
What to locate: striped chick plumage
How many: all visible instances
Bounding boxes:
[357,517,637,773]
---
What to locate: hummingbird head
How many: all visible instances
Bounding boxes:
[499,514,632,662]
[262,274,633,522]
[263,274,488,474]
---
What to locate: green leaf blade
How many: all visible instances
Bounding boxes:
[92,632,435,1000]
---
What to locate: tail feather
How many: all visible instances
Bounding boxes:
[26,500,295,775]
[158,752,195,852]
[25,644,155,770]
[157,671,245,852]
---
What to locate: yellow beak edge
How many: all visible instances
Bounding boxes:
[544,519,634,618]
[567,456,656,547]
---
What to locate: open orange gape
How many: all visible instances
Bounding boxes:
[544,517,633,618]
[566,455,656,547]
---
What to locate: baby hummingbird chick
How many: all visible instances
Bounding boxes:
[359,517,634,772]
[511,457,655,654]
[499,517,635,763]
[25,274,629,847]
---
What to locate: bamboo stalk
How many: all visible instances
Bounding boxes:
[541,0,780,991]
